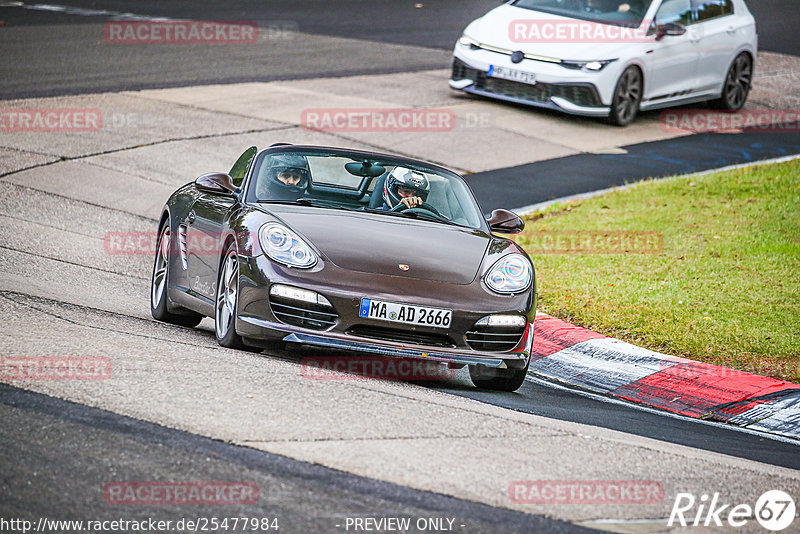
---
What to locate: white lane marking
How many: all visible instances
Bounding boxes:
[524,374,800,446]
[1,2,172,21]
[514,152,800,216]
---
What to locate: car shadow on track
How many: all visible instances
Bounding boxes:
[179,319,527,393]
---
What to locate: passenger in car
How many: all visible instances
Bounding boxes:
[256,154,311,201]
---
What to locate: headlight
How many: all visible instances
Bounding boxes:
[259,223,317,268]
[560,59,617,72]
[484,254,533,295]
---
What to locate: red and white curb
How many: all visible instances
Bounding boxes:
[531,313,800,440]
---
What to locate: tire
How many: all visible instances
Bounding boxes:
[151,221,203,327]
[608,66,643,127]
[711,53,752,111]
[469,360,529,392]
[214,240,249,349]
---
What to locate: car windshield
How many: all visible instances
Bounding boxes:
[247,149,486,230]
[511,0,654,25]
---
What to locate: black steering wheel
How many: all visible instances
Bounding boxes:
[391,201,444,218]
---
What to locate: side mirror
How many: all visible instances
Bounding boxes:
[654,22,686,41]
[487,209,525,234]
[195,172,237,195]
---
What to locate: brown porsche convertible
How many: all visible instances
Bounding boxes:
[151,144,537,391]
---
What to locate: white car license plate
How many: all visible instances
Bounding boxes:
[359,298,452,329]
[488,65,536,85]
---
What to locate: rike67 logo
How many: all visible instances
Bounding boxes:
[669,490,796,531]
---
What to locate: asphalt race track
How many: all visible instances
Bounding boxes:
[468,131,800,213]
[440,377,800,470]
[0,0,798,98]
[1,384,587,533]
[2,1,799,533]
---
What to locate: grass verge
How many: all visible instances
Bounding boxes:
[515,159,800,382]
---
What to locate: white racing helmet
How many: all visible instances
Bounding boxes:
[383,166,430,208]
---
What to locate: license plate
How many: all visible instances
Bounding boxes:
[488,65,536,85]
[359,298,452,329]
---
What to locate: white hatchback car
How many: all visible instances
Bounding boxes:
[450,0,757,125]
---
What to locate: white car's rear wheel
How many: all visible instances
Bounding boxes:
[713,53,752,111]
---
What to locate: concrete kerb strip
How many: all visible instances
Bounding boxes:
[530,313,800,441]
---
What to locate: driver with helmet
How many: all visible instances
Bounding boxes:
[381,166,431,210]
[257,153,311,201]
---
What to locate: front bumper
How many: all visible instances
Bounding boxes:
[450,51,611,117]
[241,319,532,369]
[235,254,535,369]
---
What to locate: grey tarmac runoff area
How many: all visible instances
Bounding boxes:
[1,2,800,533]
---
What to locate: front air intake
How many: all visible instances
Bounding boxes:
[347,325,456,348]
[465,322,526,352]
[269,295,338,330]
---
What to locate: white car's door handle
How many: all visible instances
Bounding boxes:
[727,26,736,34]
